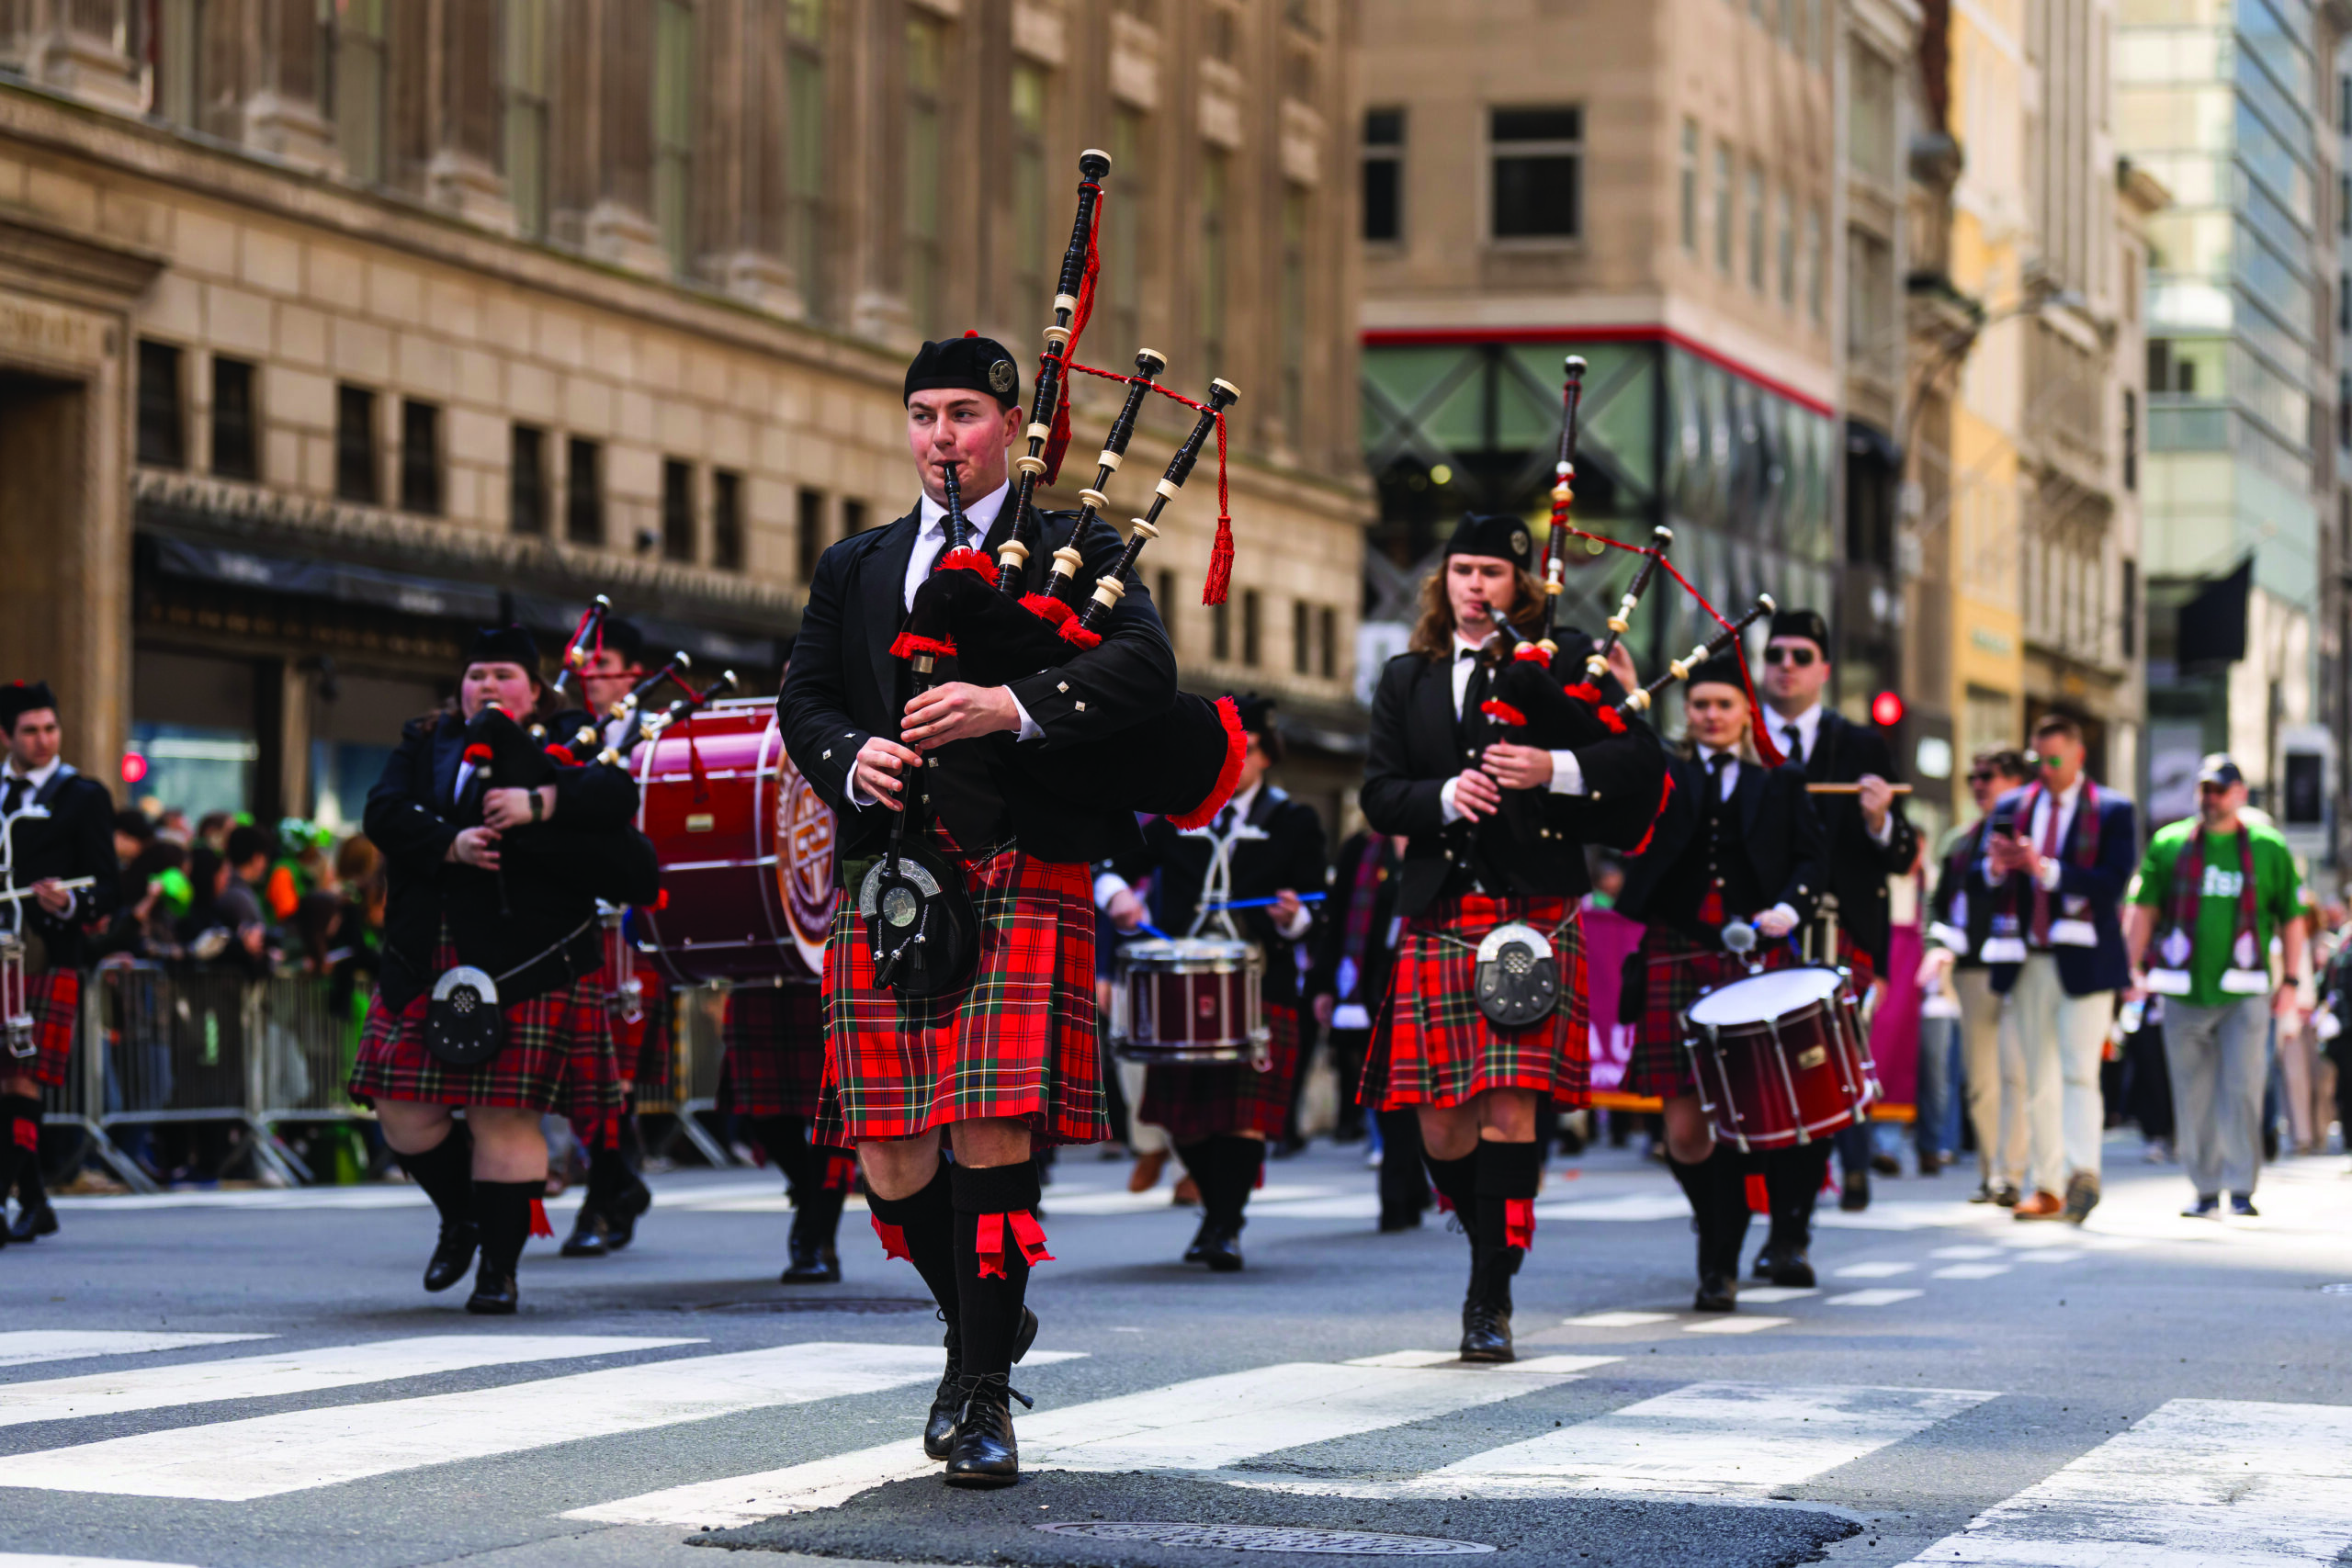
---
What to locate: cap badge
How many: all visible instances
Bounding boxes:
[989,358,1016,395]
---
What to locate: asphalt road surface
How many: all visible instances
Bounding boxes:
[0,1134,2346,1568]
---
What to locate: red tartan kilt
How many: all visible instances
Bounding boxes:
[720,983,826,1119]
[6,969,78,1088]
[1364,895,1588,1112]
[816,838,1107,1150]
[1139,1002,1302,1143]
[596,962,670,1088]
[350,940,617,1124]
[1623,927,1827,1099]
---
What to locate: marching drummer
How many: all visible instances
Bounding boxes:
[1358,514,1668,1362]
[1612,653,1828,1310]
[720,979,855,1282]
[1098,695,1327,1272]
[351,627,641,1313]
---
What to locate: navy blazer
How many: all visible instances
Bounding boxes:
[1984,781,2138,998]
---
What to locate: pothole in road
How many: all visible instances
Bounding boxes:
[1035,1523,1493,1555]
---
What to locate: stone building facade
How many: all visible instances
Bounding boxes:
[0,0,1366,829]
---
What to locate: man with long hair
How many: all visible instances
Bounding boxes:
[1359,514,1665,1360]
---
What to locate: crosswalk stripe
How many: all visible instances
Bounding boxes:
[1681,1316,1787,1334]
[0,1333,270,1371]
[1833,1262,1917,1278]
[1736,1287,1817,1303]
[1931,1263,2010,1280]
[1827,1288,1924,1306]
[1564,1312,1676,1327]
[0,1554,208,1567]
[1902,1397,2352,1564]
[1412,1381,1996,1498]
[0,1335,700,1430]
[569,1354,1587,1529]
[0,1341,1010,1500]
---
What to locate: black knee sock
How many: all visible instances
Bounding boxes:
[1666,1151,1716,1272]
[1424,1150,1480,1246]
[950,1160,1046,1382]
[396,1122,476,1233]
[1706,1144,1754,1277]
[1473,1139,1542,1260]
[584,1138,644,1210]
[1174,1140,1216,1215]
[1767,1142,1832,1248]
[0,1093,38,1210]
[752,1115,817,1200]
[866,1156,961,1325]
[473,1179,540,1276]
[1207,1135,1264,1229]
[791,1183,848,1249]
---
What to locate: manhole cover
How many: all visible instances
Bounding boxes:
[686,1296,933,1314]
[1034,1523,1494,1556]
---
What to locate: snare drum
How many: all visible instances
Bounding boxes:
[1682,966,1877,1151]
[635,696,838,987]
[1110,938,1271,1067]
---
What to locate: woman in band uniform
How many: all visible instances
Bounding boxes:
[1360,514,1666,1362]
[1611,655,1827,1310]
[351,627,638,1314]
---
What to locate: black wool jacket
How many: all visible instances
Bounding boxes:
[3,764,120,971]
[1359,637,1668,920]
[779,502,1178,869]
[1783,707,1918,969]
[1612,750,1828,930]
[365,711,642,1013]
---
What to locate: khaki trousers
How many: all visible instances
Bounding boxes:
[1955,966,2026,1188]
[2005,953,2111,1196]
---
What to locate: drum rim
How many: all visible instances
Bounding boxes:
[1684,963,1846,1026]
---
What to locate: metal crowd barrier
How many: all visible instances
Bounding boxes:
[640,981,737,1169]
[45,961,375,1191]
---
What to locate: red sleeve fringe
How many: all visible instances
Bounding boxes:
[1168,695,1247,830]
[888,631,958,661]
[1561,683,1628,733]
[1479,699,1528,728]
[1512,642,1549,662]
[933,547,1000,585]
[1019,592,1076,626]
[1058,619,1103,649]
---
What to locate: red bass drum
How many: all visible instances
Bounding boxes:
[634,696,838,985]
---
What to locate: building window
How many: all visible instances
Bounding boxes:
[840,497,867,539]
[1201,145,1230,372]
[712,469,744,571]
[1746,166,1766,291]
[1363,107,1404,243]
[1776,187,1794,307]
[1293,600,1313,675]
[503,0,550,240]
[399,400,441,515]
[1318,604,1337,679]
[2341,272,2350,335]
[1212,598,1231,661]
[1283,43,1315,102]
[1677,118,1698,254]
[661,457,696,563]
[335,384,378,503]
[1804,205,1824,322]
[136,340,186,470]
[653,0,695,275]
[1713,143,1734,274]
[1848,45,1895,185]
[1110,107,1148,354]
[797,486,825,581]
[2124,388,2140,488]
[1282,185,1309,445]
[511,423,548,536]
[2120,558,2137,660]
[905,14,945,334]
[566,436,603,545]
[786,0,827,318]
[1241,589,1262,667]
[1011,61,1049,315]
[325,0,386,186]
[2339,173,2350,239]
[1157,568,1178,652]
[1489,106,1581,240]
[210,356,258,480]
[1206,2,1238,62]
[2340,71,2351,134]
[2339,373,2351,450]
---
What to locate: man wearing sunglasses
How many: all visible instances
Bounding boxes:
[1757,610,1918,1215]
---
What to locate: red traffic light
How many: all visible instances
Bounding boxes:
[1871,691,1905,728]
[120,751,148,785]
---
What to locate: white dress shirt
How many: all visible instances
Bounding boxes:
[1693,742,1799,931]
[1770,700,1894,846]
[1091,780,1313,940]
[2,754,62,809]
[848,483,1042,807]
[1438,634,1589,823]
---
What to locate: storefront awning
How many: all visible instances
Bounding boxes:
[154,536,505,621]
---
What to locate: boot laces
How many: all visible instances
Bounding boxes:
[955,1371,1033,1421]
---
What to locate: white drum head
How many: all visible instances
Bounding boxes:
[1120,937,1256,966]
[1686,966,1843,1027]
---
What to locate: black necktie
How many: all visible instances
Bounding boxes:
[1707,750,1732,806]
[1215,806,1237,836]
[2,775,24,816]
[1462,649,1489,719]
[1781,724,1804,767]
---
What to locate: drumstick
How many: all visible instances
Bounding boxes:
[0,876,96,907]
[1804,783,1914,795]
[1203,893,1329,912]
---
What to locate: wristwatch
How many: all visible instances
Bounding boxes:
[529,789,545,822]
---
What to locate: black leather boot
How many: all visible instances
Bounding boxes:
[560,1205,610,1258]
[424,1221,481,1293]
[9,1190,58,1243]
[1458,1246,1517,1362]
[781,1188,845,1282]
[466,1265,519,1314]
[926,1307,1036,1461]
[943,1372,1030,1488]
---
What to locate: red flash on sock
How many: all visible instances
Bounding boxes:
[1007,1211,1054,1265]
[11,1119,36,1151]
[1504,1199,1536,1250]
[976,1213,1007,1279]
[1746,1174,1770,1213]
[529,1199,554,1239]
[870,1215,911,1260]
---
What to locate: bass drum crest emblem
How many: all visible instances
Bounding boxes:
[772,743,838,974]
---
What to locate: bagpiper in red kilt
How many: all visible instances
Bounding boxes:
[351,937,618,1127]
[6,969,79,1089]
[1366,894,1589,1112]
[726,979,856,1283]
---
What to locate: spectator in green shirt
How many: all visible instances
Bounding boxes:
[2122,755,2305,1218]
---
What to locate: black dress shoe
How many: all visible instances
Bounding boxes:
[1197,1224,1244,1273]
[1377,1209,1424,1234]
[926,1309,1036,1461]
[780,1236,842,1283]
[423,1222,480,1293]
[942,1375,1024,1488]
[9,1196,58,1243]
[1458,1301,1514,1362]
[601,1179,652,1251]
[1838,1172,1871,1213]
[560,1208,611,1258]
[1182,1218,1216,1265]
[465,1267,519,1314]
[1870,1152,1902,1177]
[1750,1240,1784,1280]
[1694,1271,1737,1312]
[1767,1248,1815,1288]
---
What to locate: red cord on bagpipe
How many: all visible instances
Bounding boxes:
[1038,182,1105,488]
[1064,358,1234,606]
[1552,523,1783,767]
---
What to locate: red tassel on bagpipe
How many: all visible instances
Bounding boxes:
[1479,699,1529,729]
[1511,642,1549,663]
[1504,1198,1536,1251]
[1018,592,1076,626]
[1559,682,1628,734]
[870,1215,912,1261]
[888,631,959,661]
[1168,695,1247,830]
[1042,186,1104,487]
[544,744,578,763]
[1202,412,1234,606]
[933,547,1001,585]
[528,1199,554,1239]
[1623,769,1676,858]
[1057,619,1103,649]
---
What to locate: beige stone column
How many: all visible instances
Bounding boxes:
[238,0,337,172]
[427,0,513,231]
